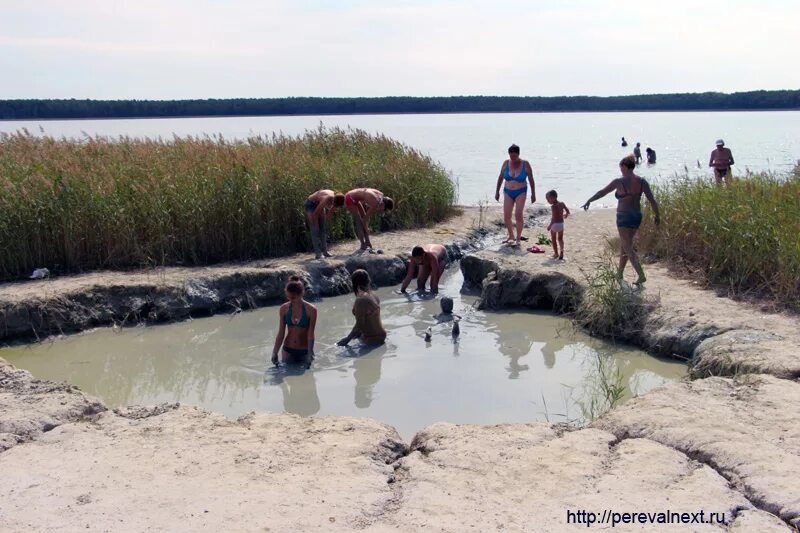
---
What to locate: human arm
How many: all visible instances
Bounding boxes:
[563,203,571,218]
[642,180,661,225]
[526,161,536,203]
[495,161,507,201]
[429,254,442,294]
[582,180,617,210]
[305,305,317,368]
[728,149,734,166]
[324,198,336,221]
[709,152,715,167]
[271,306,287,365]
[400,260,415,293]
[337,299,367,346]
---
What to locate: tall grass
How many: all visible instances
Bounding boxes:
[0,127,456,280]
[637,169,800,310]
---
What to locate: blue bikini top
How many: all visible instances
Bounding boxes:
[504,162,528,183]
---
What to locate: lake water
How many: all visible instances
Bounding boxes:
[1,266,684,439]
[2,111,798,206]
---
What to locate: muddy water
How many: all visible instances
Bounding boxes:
[2,268,684,439]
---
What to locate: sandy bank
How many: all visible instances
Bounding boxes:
[2,206,799,531]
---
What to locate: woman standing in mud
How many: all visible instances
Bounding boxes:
[337,269,387,347]
[581,154,660,286]
[272,276,317,368]
[494,144,536,247]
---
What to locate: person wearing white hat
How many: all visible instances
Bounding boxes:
[709,139,735,185]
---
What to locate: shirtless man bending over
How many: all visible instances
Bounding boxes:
[344,188,394,250]
[400,244,447,294]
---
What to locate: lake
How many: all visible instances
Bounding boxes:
[2,111,798,206]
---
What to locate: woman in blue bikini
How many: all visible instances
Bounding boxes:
[271,276,317,368]
[494,144,536,246]
[581,154,661,285]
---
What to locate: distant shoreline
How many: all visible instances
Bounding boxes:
[2,90,799,121]
[2,107,800,123]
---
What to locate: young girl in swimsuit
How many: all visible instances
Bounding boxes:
[546,190,570,260]
[581,155,661,285]
[271,276,317,368]
[494,144,536,247]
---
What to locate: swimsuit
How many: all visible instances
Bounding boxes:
[550,223,564,233]
[284,302,310,328]
[281,345,309,364]
[282,303,310,362]
[304,199,318,214]
[503,162,528,199]
[615,178,644,229]
[344,192,356,208]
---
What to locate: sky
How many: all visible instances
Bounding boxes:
[1,0,798,100]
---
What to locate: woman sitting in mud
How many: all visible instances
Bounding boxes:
[581,154,661,286]
[305,190,345,259]
[343,188,394,251]
[271,276,317,368]
[337,269,387,347]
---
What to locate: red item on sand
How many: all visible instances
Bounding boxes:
[527,245,545,254]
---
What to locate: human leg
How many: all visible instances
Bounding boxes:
[513,192,527,243]
[550,230,559,257]
[502,192,515,241]
[318,216,331,257]
[307,213,323,259]
[557,231,564,259]
[351,211,367,249]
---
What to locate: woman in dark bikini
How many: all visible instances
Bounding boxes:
[271,276,317,368]
[494,144,536,247]
[581,154,661,285]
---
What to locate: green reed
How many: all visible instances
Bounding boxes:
[637,168,800,310]
[0,127,456,280]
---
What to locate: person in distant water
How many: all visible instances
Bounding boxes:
[400,244,447,294]
[633,142,642,165]
[709,139,735,185]
[545,190,570,260]
[272,276,317,368]
[581,154,661,286]
[494,144,536,247]
[621,137,628,147]
[337,269,387,347]
[645,147,656,165]
[343,188,394,251]
[305,190,345,259]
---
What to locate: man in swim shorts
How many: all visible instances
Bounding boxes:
[709,139,735,185]
[400,243,447,294]
[304,190,345,259]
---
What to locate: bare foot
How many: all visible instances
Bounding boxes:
[552,253,559,259]
[558,253,564,260]
[323,251,332,258]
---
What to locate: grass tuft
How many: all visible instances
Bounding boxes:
[637,168,800,310]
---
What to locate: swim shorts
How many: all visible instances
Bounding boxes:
[304,199,318,214]
[550,223,564,233]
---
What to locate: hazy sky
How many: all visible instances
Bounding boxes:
[2,0,797,99]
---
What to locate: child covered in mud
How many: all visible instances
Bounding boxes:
[546,190,570,260]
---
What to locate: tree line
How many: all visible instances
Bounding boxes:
[1,90,799,120]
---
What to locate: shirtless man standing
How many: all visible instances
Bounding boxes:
[709,139,735,185]
[400,244,447,294]
[343,188,394,250]
[304,190,345,259]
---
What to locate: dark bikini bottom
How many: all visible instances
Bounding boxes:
[282,345,309,364]
[504,187,527,200]
[616,211,643,229]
